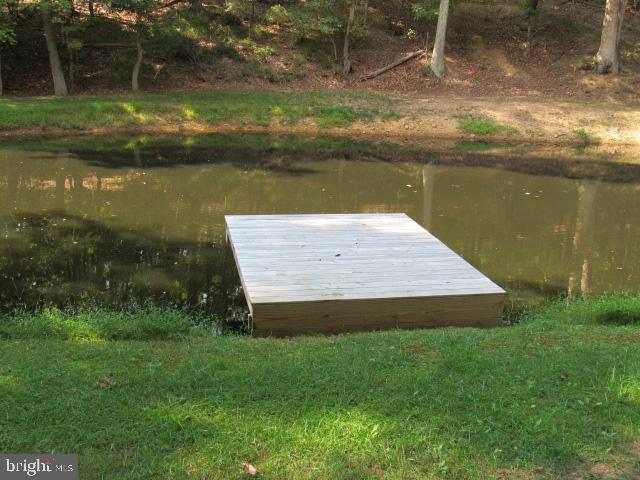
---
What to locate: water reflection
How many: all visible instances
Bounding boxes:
[1,135,639,322]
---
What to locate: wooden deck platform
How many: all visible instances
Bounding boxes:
[225,213,505,336]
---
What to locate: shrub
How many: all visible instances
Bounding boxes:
[265,5,292,25]
[575,55,597,71]
[255,45,277,62]
[575,128,590,144]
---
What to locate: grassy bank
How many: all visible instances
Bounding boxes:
[1,296,640,479]
[1,90,639,147]
[0,90,399,132]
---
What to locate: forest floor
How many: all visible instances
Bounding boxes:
[1,296,640,479]
[6,0,640,102]
[1,90,640,150]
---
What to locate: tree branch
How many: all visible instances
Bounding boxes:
[360,50,425,81]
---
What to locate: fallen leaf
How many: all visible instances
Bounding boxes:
[96,374,115,389]
[243,463,258,477]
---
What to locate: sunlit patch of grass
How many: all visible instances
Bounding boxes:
[460,118,501,134]
[459,117,518,136]
[182,107,198,120]
[313,105,379,128]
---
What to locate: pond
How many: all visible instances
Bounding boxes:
[1,134,639,325]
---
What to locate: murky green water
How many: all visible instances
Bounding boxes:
[1,135,639,322]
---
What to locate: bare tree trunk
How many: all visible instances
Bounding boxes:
[430,0,450,79]
[132,34,143,91]
[248,0,255,37]
[360,49,424,80]
[343,0,356,74]
[64,29,74,94]
[68,47,74,93]
[596,0,628,73]
[525,0,538,57]
[42,6,69,96]
[362,0,369,29]
[88,0,94,17]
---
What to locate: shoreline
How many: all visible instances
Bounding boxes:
[1,90,639,148]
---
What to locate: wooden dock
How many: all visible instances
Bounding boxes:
[225,213,505,336]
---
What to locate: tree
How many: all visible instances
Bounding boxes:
[107,0,187,91]
[430,0,449,79]
[62,5,89,94]
[342,0,355,73]
[0,0,16,96]
[293,0,365,72]
[523,0,538,57]
[294,0,342,62]
[595,0,628,73]
[411,0,439,47]
[107,0,157,91]
[132,25,143,91]
[40,1,69,96]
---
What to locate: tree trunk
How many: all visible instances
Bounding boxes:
[247,0,254,37]
[430,0,450,79]
[343,0,356,74]
[42,6,69,96]
[132,35,143,91]
[525,0,538,57]
[362,0,369,29]
[88,0,94,17]
[360,49,425,81]
[68,48,74,93]
[596,0,628,74]
[65,25,75,94]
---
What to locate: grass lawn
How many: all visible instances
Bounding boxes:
[0,90,399,131]
[1,297,640,479]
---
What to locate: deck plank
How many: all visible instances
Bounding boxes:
[226,213,505,335]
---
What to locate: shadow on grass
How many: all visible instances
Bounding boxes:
[597,309,640,325]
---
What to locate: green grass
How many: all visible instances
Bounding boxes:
[0,91,398,131]
[459,117,518,136]
[0,307,196,340]
[575,127,591,145]
[1,296,640,479]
